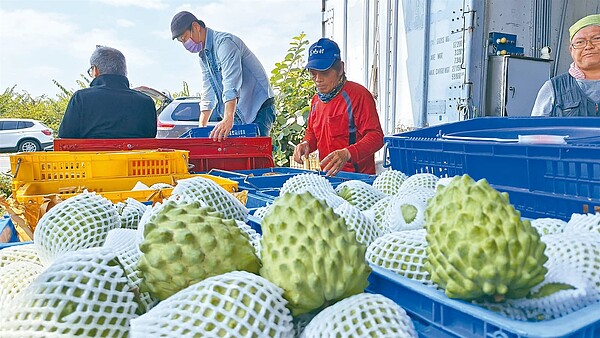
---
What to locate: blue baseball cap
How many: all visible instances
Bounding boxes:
[305,38,341,71]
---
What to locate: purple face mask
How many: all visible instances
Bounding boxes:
[184,38,203,53]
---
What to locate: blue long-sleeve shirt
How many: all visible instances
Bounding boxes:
[198,28,274,123]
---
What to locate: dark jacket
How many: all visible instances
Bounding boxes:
[58,74,157,138]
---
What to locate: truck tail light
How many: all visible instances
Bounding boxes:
[157,121,175,131]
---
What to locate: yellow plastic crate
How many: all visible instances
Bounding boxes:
[13,174,238,227]
[10,150,191,190]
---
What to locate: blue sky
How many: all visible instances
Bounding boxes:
[0,0,322,98]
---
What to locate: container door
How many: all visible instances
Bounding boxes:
[505,57,552,117]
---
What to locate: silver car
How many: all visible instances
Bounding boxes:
[0,118,54,152]
[135,86,214,138]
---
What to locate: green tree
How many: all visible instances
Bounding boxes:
[269,33,314,166]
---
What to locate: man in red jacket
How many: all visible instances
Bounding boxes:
[293,38,384,176]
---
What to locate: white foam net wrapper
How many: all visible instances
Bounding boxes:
[436,176,458,189]
[34,191,120,265]
[280,173,335,196]
[103,228,158,313]
[171,176,248,222]
[365,196,392,233]
[0,243,43,268]
[149,182,174,190]
[0,261,45,311]
[0,247,138,337]
[130,270,294,338]
[530,217,567,236]
[334,202,383,246]
[385,195,427,232]
[252,204,272,220]
[373,170,408,196]
[335,180,386,211]
[301,293,417,338]
[481,231,600,321]
[236,220,263,258]
[366,229,433,286]
[394,186,436,204]
[279,174,346,209]
[564,213,600,234]
[400,173,439,191]
[115,198,148,230]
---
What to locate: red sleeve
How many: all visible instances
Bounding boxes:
[303,95,319,152]
[346,86,384,162]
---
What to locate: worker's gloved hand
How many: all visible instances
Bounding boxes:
[210,118,234,142]
[293,141,310,164]
[321,148,351,177]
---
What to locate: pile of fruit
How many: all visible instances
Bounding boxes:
[0,171,599,336]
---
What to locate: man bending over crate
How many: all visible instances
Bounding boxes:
[58,46,157,138]
[532,14,600,117]
[293,38,384,177]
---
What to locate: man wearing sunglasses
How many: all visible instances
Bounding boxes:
[532,14,600,117]
[58,46,157,138]
[170,11,276,141]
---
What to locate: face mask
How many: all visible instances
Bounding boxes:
[184,37,203,53]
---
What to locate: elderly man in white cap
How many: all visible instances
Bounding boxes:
[532,14,600,116]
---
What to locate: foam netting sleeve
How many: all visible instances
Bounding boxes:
[149,182,174,190]
[34,191,120,266]
[252,204,272,220]
[0,243,43,268]
[564,213,600,234]
[300,293,417,338]
[366,229,434,286]
[530,217,568,236]
[395,186,436,204]
[0,261,45,311]
[436,176,458,189]
[334,202,383,246]
[373,170,408,196]
[480,231,600,321]
[280,173,336,196]
[384,195,428,232]
[400,173,439,191]
[129,270,294,338]
[115,198,149,230]
[103,228,158,313]
[236,220,263,259]
[0,247,138,337]
[365,196,393,234]
[335,180,386,211]
[171,176,248,222]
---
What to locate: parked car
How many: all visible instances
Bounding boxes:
[135,86,217,138]
[0,118,54,152]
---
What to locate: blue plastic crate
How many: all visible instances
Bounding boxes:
[179,124,259,138]
[0,215,19,244]
[384,117,600,220]
[367,266,600,338]
[246,193,273,209]
[0,241,31,250]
